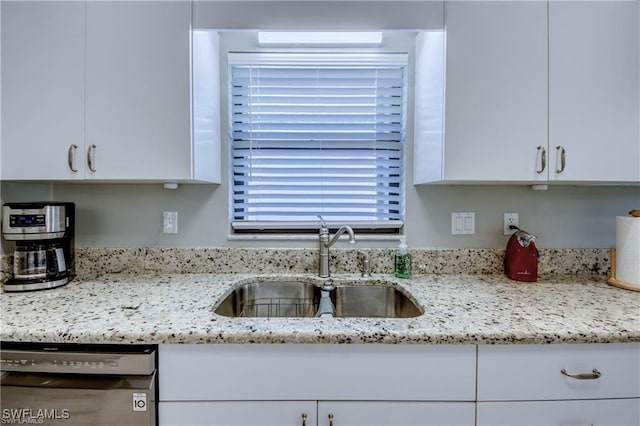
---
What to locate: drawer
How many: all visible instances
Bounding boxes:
[477,399,640,426]
[159,344,476,401]
[478,343,640,401]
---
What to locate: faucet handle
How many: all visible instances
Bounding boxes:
[317,215,327,228]
[358,250,372,278]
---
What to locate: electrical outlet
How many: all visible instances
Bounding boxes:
[163,211,178,234]
[503,212,519,235]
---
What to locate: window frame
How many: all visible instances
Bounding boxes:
[227,51,409,235]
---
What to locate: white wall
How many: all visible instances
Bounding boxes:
[2,181,635,250]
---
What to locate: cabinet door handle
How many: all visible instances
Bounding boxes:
[560,368,601,380]
[301,413,307,426]
[556,146,566,174]
[328,413,334,426]
[67,144,78,172]
[536,146,546,174]
[87,144,97,172]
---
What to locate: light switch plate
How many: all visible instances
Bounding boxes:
[451,212,475,235]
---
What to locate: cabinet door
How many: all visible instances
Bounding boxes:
[159,401,316,426]
[443,1,548,182]
[549,0,640,183]
[1,1,86,180]
[477,399,640,426]
[85,1,191,181]
[318,402,476,426]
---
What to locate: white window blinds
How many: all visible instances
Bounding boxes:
[229,53,407,231]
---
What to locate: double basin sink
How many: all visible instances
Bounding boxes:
[214,279,422,319]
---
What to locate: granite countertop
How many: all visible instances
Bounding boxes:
[1,273,638,345]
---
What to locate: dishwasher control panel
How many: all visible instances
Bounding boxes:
[0,345,156,375]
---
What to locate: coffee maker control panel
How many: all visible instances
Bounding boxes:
[2,203,67,240]
[9,214,46,227]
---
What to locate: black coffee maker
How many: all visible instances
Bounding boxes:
[2,202,75,292]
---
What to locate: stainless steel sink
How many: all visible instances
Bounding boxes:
[214,281,322,318]
[214,280,422,319]
[333,286,422,318]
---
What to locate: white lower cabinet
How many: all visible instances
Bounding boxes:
[158,343,640,426]
[477,399,640,426]
[158,344,477,426]
[159,401,476,426]
[477,343,640,401]
[477,343,640,426]
[317,402,475,426]
[159,344,476,402]
[159,401,316,426]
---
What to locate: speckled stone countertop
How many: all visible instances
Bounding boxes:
[1,273,638,345]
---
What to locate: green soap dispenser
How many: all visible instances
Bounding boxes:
[394,236,412,279]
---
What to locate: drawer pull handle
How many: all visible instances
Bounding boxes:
[328,413,334,426]
[560,368,601,380]
[301,413,307,426]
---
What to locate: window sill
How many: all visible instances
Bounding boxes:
[227,233,402,242]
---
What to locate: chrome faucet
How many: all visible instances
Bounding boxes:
[318,215,356,279]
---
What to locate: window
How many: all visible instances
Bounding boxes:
[229,53,408,232]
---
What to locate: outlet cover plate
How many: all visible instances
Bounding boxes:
[503,212,519,235]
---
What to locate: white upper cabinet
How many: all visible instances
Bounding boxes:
[1,1,86,180]
[440,1,548,183]
[1,1,220,183]
[84,1,192,181]
[415,0,640,185]
[548,0,640,183]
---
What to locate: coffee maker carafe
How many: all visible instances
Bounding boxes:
[2,202,75,292]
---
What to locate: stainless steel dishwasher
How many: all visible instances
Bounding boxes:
[0,342,157,426]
